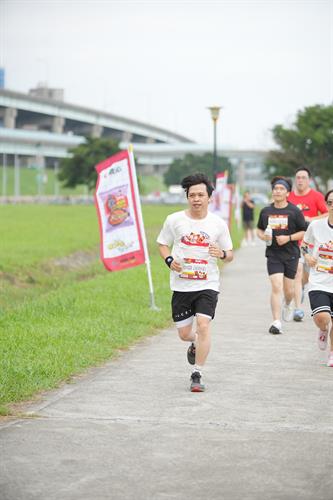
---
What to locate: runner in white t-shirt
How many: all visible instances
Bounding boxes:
[157,173,233,392]
[301,189,333,367]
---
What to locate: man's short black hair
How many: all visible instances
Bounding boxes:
[270,176,292,192]
[325,189,333,202]
[181,173,214,198]
[295,167,312,178]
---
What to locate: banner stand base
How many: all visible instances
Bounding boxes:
[149,293,160,311]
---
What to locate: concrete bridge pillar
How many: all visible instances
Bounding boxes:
[52,116,65,134]
[146,137,156,144]
[91,124,103,138]
[122,131,133,142]
[4,107,17,128]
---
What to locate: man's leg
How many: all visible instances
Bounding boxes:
[312,311,331,351]
[294,261,303,309]
[177,322,196,343]
[269,273,284,321]
[283,276,295,305]
[313,311,331,336]
[194,314,211,366]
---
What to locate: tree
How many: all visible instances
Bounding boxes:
[164,153,234,186]
[265,105,333,187]
[58,137,120,189]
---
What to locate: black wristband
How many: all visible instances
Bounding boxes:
[165,256,174,268]
[220,250,227,260]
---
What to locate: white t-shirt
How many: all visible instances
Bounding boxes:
[157,210,233,292]
[303,217,333,293]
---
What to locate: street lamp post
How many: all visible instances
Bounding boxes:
[207,106,222,178]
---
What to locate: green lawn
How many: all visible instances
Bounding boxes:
[0,204,243,415]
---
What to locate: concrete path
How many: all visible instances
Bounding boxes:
[1,242,332,500]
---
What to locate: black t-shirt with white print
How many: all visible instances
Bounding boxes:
[257,202,307,260]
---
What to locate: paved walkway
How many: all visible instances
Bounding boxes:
[1,242,332,500]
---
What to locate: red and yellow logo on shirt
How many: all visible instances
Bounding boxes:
[268,215,289,230]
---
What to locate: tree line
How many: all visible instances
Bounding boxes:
[58,104,333,191]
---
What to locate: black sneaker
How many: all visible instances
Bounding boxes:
[269,324,282,335]
[187,343,196,365]
[190,371,205,392]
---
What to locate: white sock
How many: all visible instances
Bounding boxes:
[193,364,203,374]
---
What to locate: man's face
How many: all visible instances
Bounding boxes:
[187,183,210,213]
[272,184,289,202]
[295,170,310,192]
[326,193,333,215]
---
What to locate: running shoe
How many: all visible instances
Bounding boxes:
[293,309,305,322]
[327,353,333,368]
[282,300,294,322]
[318,329,328,351]
[187,342,196,365]
[269,320,283,335]
[190,371,205,392]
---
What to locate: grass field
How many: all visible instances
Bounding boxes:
[0,204,243,415]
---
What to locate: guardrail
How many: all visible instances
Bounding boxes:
[0,195,94,205]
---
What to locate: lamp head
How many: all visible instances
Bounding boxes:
[207,106,222,121]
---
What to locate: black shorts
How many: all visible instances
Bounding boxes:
[308,290,333,317]
[266,256,298,279]
[171,289,219,325]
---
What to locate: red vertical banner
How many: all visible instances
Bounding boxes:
[210,171,233,227]
[94,150,145,272]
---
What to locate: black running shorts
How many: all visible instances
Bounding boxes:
[266,256,298,279]
[171,289,219,323]
[308,290,333,317]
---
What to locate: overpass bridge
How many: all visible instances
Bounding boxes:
[0,87,269,192]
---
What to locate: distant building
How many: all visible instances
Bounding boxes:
[29,83,64,101]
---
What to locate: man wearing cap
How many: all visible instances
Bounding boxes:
[257,176,307,335]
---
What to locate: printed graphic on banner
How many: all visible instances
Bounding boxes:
[210,171,233,227]
[100,184,133,232]
[95,150,145,272]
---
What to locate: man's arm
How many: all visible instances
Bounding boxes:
[257,228,271,242]
[276,230,305,246]
[208,244,233,262]
[157,244,182,272]
[301,240,317,268]
[305,212,327,223]
[304,193,328,222]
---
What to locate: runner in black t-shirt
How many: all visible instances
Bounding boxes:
[257,176,307,334]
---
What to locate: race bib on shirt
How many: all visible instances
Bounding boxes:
[268,214,288,230]
[316,245,333,274]
[179,258,208,280]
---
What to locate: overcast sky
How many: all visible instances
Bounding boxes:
[0,0,332,149]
